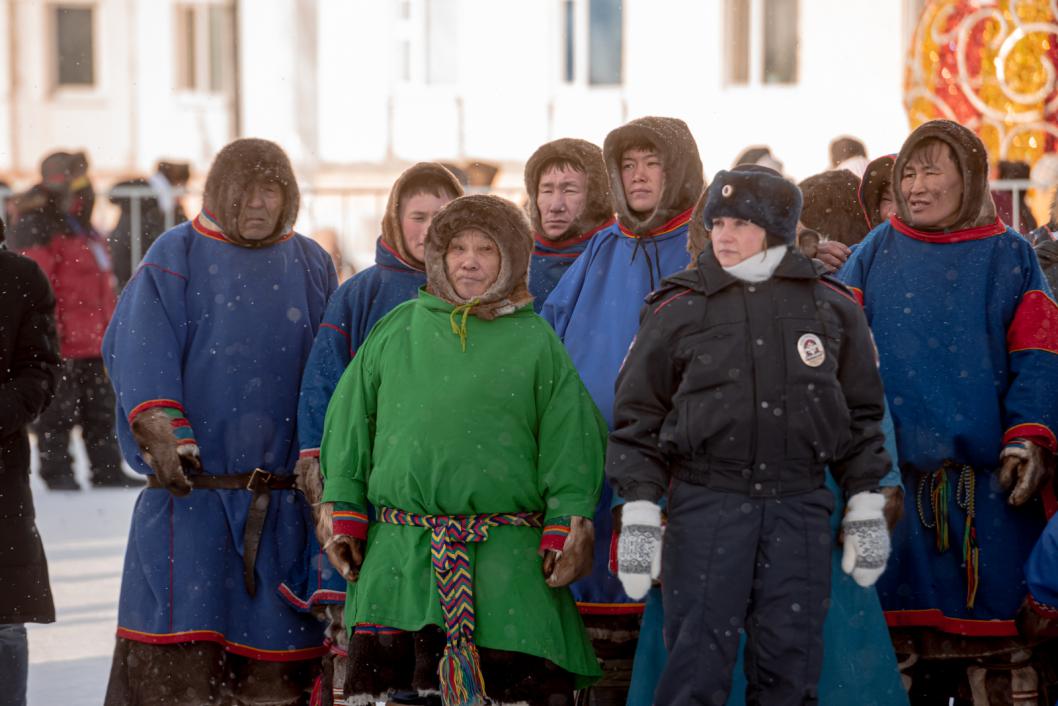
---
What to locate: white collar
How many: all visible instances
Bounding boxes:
[722,245,788,283]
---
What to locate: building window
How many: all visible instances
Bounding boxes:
[725,0,799,86]
[394,0,457,85]
[762,0,798,84]
[562,0,575,83]
[588,0,622,85]
[174,1,234,94]
[54,5,95,87]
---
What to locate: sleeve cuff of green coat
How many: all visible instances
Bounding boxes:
[332,501,369,540]
[539,516,571,553]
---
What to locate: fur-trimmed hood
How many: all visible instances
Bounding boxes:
[425,195,533,320]
[798,169,869,246]
[686,186,710,264]
[894,120,996,231]
[858,155,896,229]
[603,117,704,234]
[201,138,299,247]
[381,162,464,270]
[524,138,613,239]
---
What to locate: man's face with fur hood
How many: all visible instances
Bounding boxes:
[900,141,963,229]
[537,165,588,239]
[621,148,664,216]
[445,229,501,299]
[238,180,285,240]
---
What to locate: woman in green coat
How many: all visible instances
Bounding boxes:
[320,195,606,706]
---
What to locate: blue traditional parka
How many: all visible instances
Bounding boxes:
[103,211,337,660]
[839,212,1058,636]
[530,220,614,310]
[542,116,705,613]
[284,162,463,611]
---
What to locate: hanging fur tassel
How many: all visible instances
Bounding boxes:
[438,637,487,706]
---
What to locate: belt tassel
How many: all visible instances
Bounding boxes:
[917,461,980,609]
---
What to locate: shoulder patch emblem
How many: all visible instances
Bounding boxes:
[797,333,825,368]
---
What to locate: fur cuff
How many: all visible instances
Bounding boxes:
[845,490,886,520]
[622,500,662,528]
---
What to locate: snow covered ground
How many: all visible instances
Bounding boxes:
[26,432,139,706]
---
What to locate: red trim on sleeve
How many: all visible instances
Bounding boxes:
[576,602,646,616]
[1007,290,1058,356]
[1003,423,1058,454]
[299,448,321,459]
[539,524,570,553]
[128,399,185,424]
[1028,593,1058,619]
[890,216,1006,243]
[847,286,865,307]
[884,609,1019,637]
[332,510,369,540]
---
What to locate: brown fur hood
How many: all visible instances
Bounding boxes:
[894,120,996,231]
[603,117,704,234]
[524,138,614,238]
[202,138,300,247]
[799,169,870,246]
[858,155,896,229]
[686,186,710,265]
[425,195,533,320]
[381,162,464,270]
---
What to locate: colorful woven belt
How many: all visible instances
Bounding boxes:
[376,507,543,706]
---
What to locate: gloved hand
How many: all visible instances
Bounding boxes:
[841,491,890,587]
[131,407,200,497]
[617,501,662,600]
[880,486,905,531]
[541,516,595,588]
[294,455,332,546]
[323,527,364,583]
[999,439,1054,506]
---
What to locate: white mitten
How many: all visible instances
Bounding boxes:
[617,501,662,600]
[841,491,891,588]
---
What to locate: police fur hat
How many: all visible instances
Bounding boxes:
[858,155,896,229]
[425,194,533,320]
[701,165,802,245]
[798,169,869,247]
[381,162,464,270]
[603,117,704,234]
[893,119,996,231]
[524,138,614,239]
[202,138,299,247]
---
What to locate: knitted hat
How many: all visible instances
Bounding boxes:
[425,194,533,320]
[700,165,802,245]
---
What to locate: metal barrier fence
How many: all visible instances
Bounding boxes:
[0,180,1049,276]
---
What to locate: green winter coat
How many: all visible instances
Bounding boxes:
[320,290,606,685]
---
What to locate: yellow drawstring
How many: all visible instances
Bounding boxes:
[449,299,480,352]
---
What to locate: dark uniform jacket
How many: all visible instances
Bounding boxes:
[607,247,890,504]
[0,245,60,623]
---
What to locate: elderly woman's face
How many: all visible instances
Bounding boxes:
[238,180,284,240]
[445,229,501,300]
[900,142,962,229]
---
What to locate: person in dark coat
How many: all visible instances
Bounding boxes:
[9,152,127,490]
[608,165,892,705]
[0,216,60,706]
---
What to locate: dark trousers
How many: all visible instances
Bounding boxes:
[656,481,834,706]
[34,357,121,484]
[0,624,27,706]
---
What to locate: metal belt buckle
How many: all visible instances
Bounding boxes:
[246,468,272,491]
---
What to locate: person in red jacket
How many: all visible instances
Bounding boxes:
[9,151,131,490]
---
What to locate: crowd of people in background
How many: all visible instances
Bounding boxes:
[2,117,1058,706]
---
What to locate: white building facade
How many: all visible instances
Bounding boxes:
[0,0,928,255]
